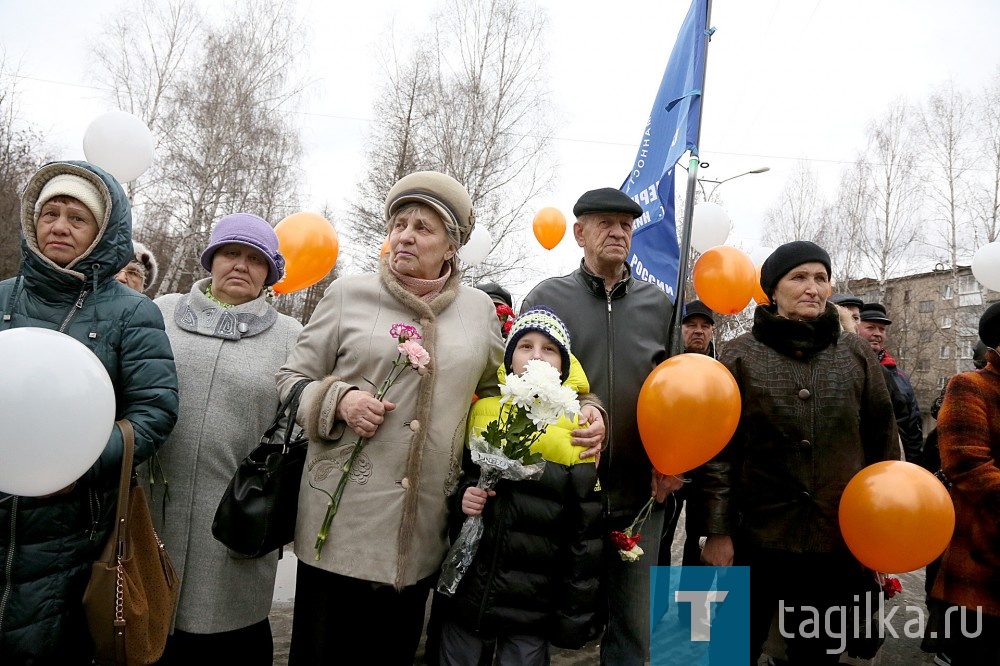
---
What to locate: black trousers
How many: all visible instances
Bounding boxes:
[158,617,273,665]
[734,544,878,666]
[288,561,433,665]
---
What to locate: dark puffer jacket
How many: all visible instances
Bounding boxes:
[0,161,179,663]
[700,304,898,552]
[442,361,604,649]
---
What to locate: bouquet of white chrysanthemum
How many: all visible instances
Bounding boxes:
[436,360,580,595]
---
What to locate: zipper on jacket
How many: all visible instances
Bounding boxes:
[0,497,19,637]
[87,488,101,541]
[604,289,616,514]
[58,287,90,333]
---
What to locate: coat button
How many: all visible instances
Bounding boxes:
[400,477,410,490]
[798,389,811,400]
[408,420,421,432]
[801,491,812,500]
[799,440,811,447]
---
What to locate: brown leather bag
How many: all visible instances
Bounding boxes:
[83,419,180,665]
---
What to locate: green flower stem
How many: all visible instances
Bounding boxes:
[627,496,657,536]
[313,353,411,560]
[314,434,367,559]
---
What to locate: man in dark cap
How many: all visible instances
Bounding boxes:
[521,186,678,665]
[857,302,923,462]
[659,299,717,570]
[475,281,515,338]
[829,293,863,328]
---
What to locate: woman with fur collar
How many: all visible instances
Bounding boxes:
[698,240,899,664]
[276,171,505,665]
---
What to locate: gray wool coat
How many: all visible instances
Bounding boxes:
[150,278,302,634]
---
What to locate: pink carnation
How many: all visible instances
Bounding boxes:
[398,340,430,369]
[390,323,421,341]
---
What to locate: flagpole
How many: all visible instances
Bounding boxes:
[669,0,713,358]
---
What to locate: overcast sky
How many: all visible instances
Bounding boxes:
[4,0,1000,299]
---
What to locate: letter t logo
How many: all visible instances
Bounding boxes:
[674,591,729,641]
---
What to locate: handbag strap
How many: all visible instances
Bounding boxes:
[112,419,136,559]
[260,379,311,449]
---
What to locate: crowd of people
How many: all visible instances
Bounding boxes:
[0,159,996,666]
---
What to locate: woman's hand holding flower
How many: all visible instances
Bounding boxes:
[337,389,396,438]
[461,486,496,517]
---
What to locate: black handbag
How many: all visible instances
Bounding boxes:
[211,379,311,558]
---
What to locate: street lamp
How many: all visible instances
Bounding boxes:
[697,166,770,201]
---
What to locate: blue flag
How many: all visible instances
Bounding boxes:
[621,0,708,300]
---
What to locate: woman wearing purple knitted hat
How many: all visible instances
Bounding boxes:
[698,240,899,664]
[149,213,303,664]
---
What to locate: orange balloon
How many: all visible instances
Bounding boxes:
[273,212,339,294]
[532,207,566,250]
[839,461,955,573]
[692,246,756,314]
[752,264,769,305]
[637,354,741,475]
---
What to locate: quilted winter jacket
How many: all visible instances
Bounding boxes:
[522,261,673,519]
[0,161,179,662]
[700,304,898,553]
[444,357,603,648]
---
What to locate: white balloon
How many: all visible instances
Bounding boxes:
[748,245,775,267]
[83,110,155,183]
[459,224,493,267]
[0,328,116,496]
[972,241,1000,291]
[691,202,732,253]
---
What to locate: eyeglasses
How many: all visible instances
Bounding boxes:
[120,266,146,280]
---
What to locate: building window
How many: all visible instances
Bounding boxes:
[920,330,934,343]
[916,359,930,372]
[937,376,948,389]
[941,315,952,329]
[943,284,954,299]
[904,290,911,303]
[958,311,979,337]
[959,275,982,306]
[940,345,950,359]
[885,288,893,305]
[919,300,935,313]
[958,339,975,359]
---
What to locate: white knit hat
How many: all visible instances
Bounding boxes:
[131,240,159,292]
[35,173,107,225]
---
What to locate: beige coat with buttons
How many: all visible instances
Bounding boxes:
[276,263,504,588]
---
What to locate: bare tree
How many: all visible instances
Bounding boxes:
[974,67,1000,246]
[761,160,828,247]
[93,0,306,296]
[857,101,924,295]
[0,52,51,280]
[825,159,871,291]
[348,0,556,284]
[915,81,975,373]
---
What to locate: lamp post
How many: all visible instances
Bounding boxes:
[697,166,770,202]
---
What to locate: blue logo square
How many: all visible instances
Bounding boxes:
[650,566,750,665]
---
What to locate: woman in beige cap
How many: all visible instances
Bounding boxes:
[276,171,504,664]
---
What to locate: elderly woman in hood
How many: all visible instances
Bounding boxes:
[276,171,504,665]
[0,161,178,664]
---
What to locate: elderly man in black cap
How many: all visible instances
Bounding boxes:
[857,302,923,462]
[521,187,679,665]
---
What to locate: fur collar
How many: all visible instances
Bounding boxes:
[751,303,842,360]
